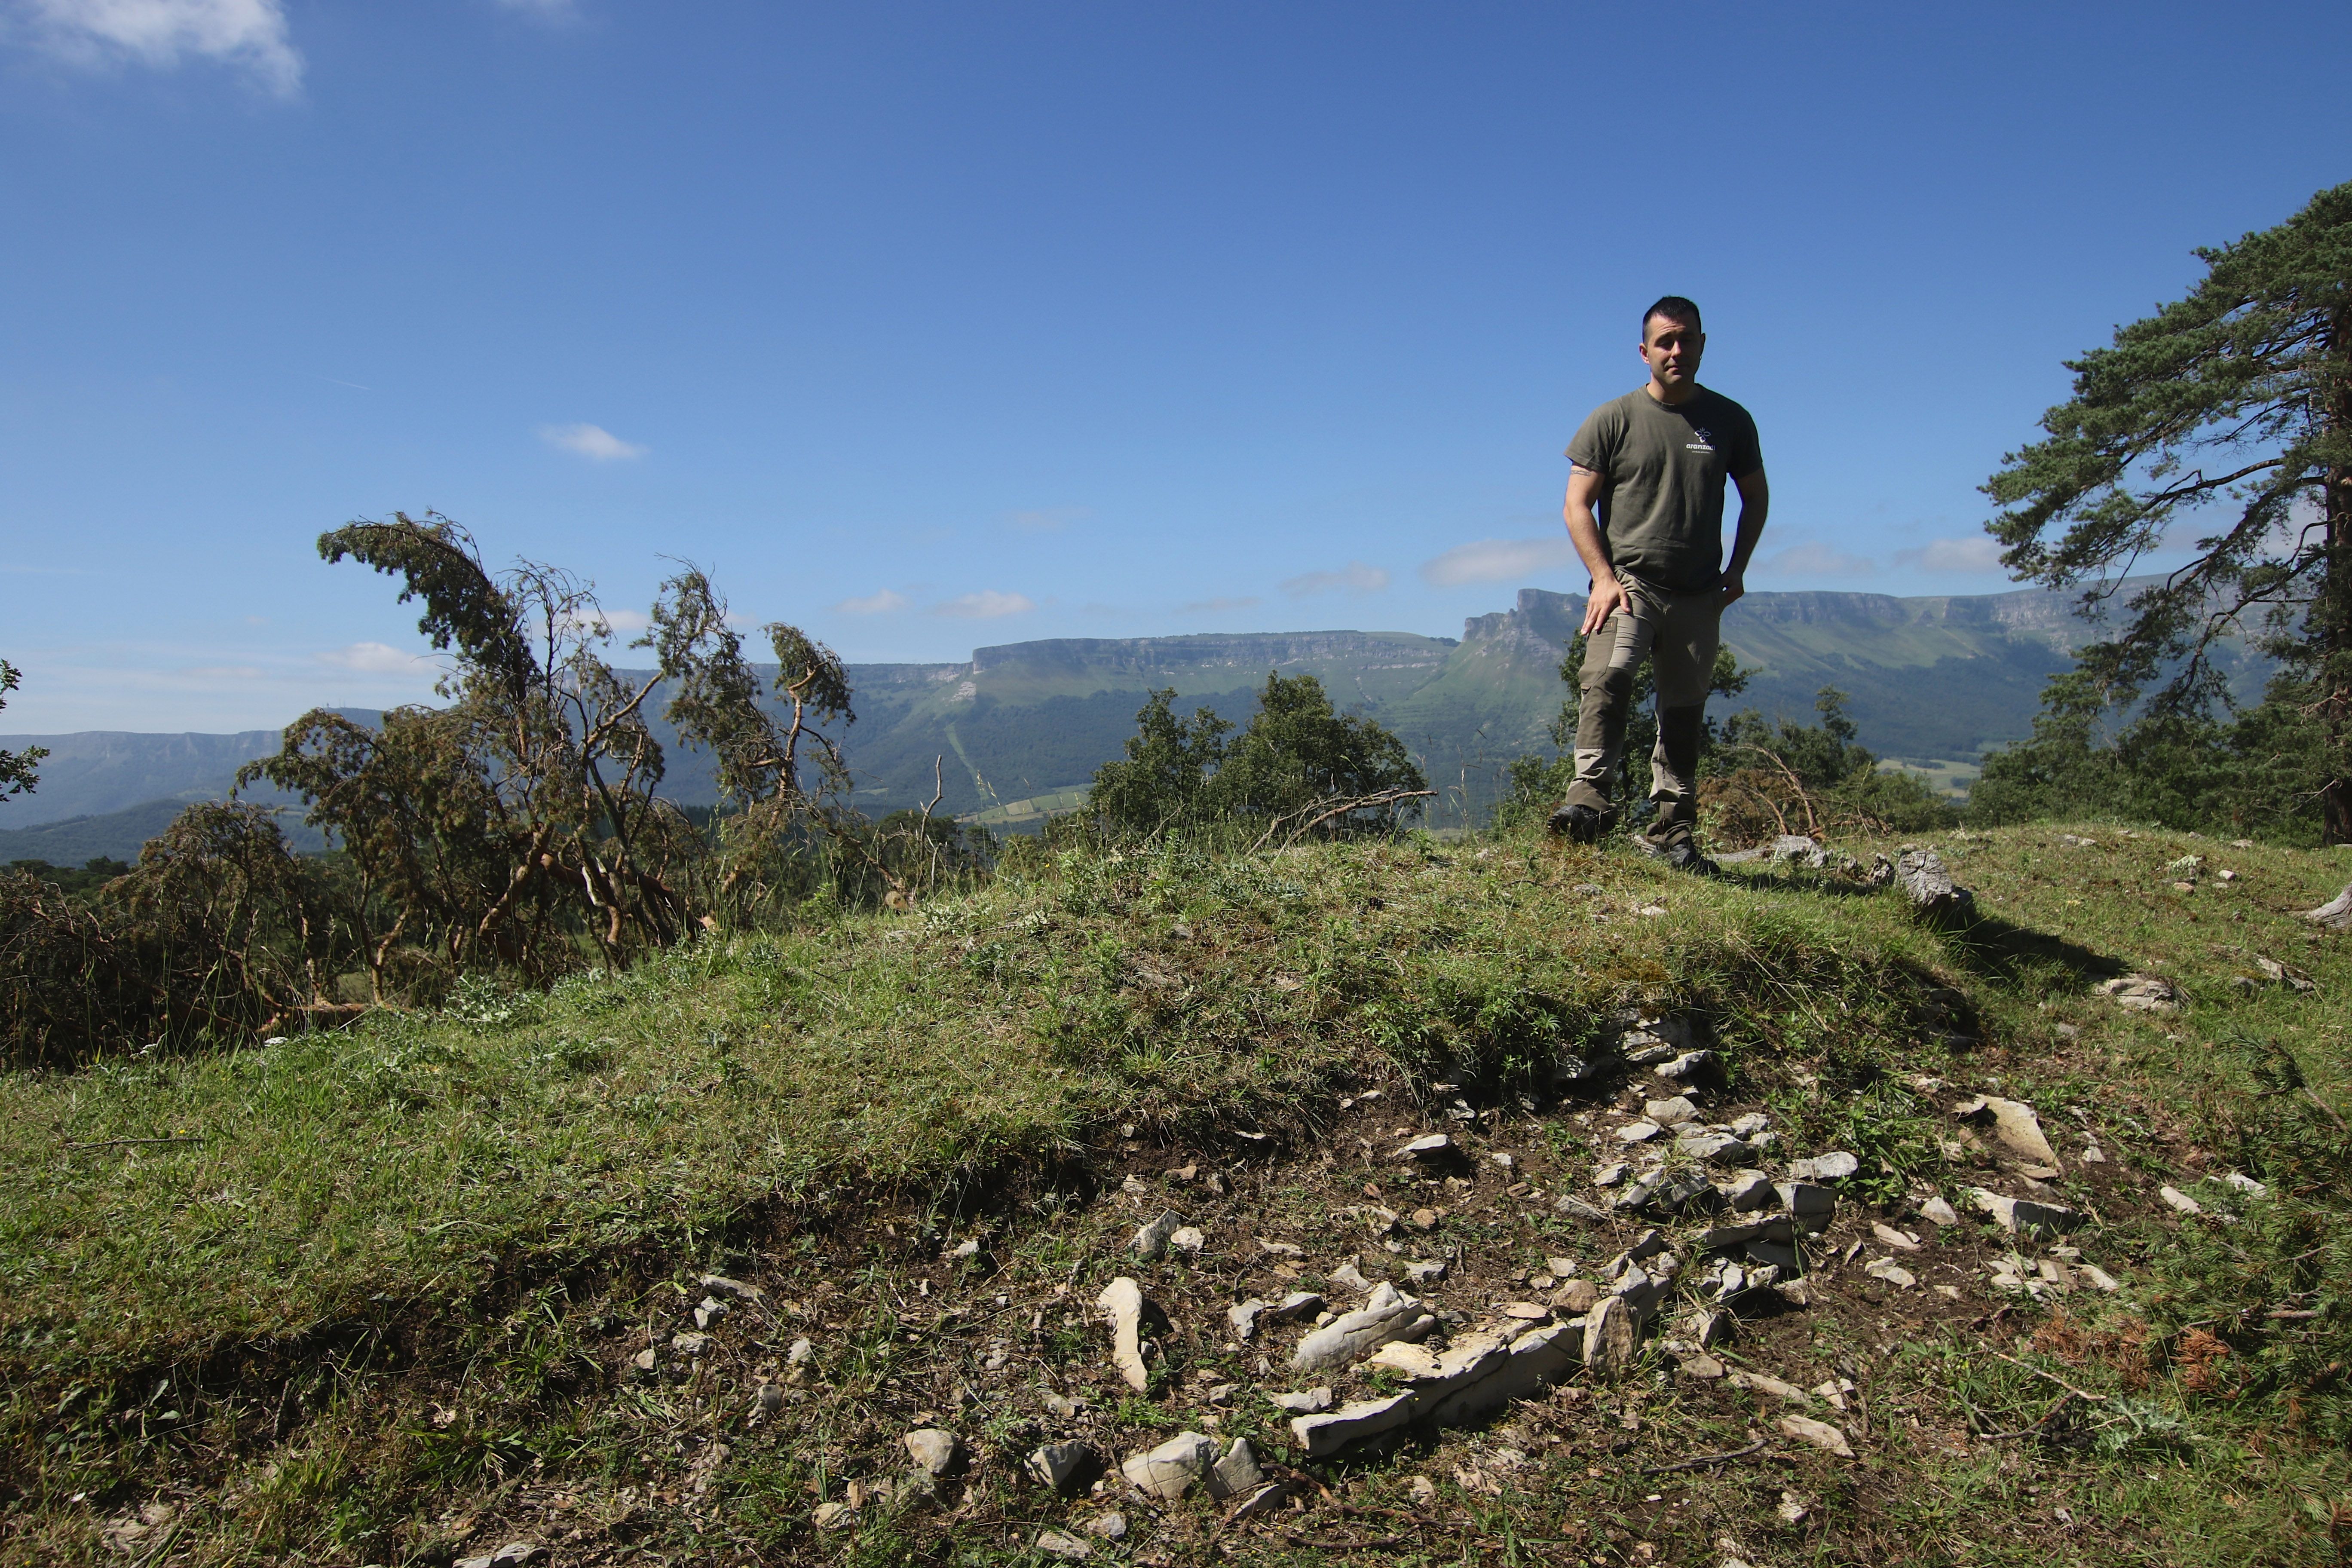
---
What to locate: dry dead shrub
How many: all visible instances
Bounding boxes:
[2032,1311,2152,1390]
[2176,1326,2234,1394]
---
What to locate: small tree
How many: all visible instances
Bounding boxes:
[1087,674,1427,840]
[1087,689,1235,834]
[1983,180,2352,841]
[0,661,46,807]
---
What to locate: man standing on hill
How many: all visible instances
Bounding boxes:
[1550,296,1769,871]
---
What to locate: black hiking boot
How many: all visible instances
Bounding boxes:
[1547,803,1605,844]
[1657,839,1718,876]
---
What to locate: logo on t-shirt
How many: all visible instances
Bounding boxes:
[1686,426,1716,454]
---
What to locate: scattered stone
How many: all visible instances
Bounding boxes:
[1617,1119,1665,1144]
[2301,885,2352,931]
[1029,1441,1094,1493]
[1121,1432,1219,1499]
[1678,1130,1754,1165]
[1864,1257,1917,1289]
[1227,1480,1291,1521]
[1786,1151,1859,1181]
[1967,1187,2082,1237]
[1087,1512,1129,1540]
[631,1347,657,1371]
[1720,1170,1775,1211]
[1680,1352,1726,1378]
[947,1237,981,1260]
[1400,1133,1454,1160]
[1646,1095,1700,1126]
[455,1544,546,1568]
[1557,1193,1614,1224]
[905,1429,960,1477]
[1209,1437,1267,1499]
[1545,1255,1581,1278]
[1894,848,1974,918]
[1919,1194,1961,1227]
[1097,1277,1150,1392]
[1871,1222,1920,1251]
[1228,1298,1270,1340]
[1409,1474,1439,1507]
[1270,1289,1326,1322]
[1169,1226,1207,1254]
[1553,1278,1602,1313]
[2159,1185,2204,1216]
[1770,833,1827,866]
[1500,1301,1552,1321]
[1041,1390,1087,1419]
[1952,1096,2061,1167]
[1778,1415,1856,1458]
[2099,974,2183,1015]
[1289,1391,1417,1458]
[1777,1493,1810,1524]
[1594,1161,1632,1187]
[1268,1387,1333,1413]
[1405,1258,1449,1285]
[1583,1295,1638,1377]
[1730,1369,1810,1401]
[698,1273,763,1302]
[1035,1528,1094,1559]
[1329,1260,1373,1295]
[1290,1282,1436,1373]
[1410,1207,1440,1231]
[812,1502,857,1531]
[1655,1049,1720,1082]
[1776,1181,1837,1222]
[671,1331,710,1357]
[2079,1264,2122,1292]
[2222,1171,2270,1198]
[1133,1211,1185,1260]
[1729,1112,1771,1137]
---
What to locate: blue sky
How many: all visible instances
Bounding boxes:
[3,0,2349,732]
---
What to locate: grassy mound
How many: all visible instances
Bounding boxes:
[3,827,2348,1565]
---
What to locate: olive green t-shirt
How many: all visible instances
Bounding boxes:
[1565,386,1762,594]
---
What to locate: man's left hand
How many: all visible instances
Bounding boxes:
[1719,570,1747,608]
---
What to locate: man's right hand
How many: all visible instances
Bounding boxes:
[1581,574,1629,634]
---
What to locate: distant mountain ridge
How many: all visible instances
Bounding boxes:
[0,579,2261,858]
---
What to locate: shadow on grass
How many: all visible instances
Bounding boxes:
[1714,867,2125,990]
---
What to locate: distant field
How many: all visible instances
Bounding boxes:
[1879,756,1981,799]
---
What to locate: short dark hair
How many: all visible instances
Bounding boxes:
[1642,295,1702,337]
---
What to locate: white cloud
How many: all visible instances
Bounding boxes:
[1754,541,1877,579]
[1894,536,2005,573]
[1279,560,1389,598]
[1182,595,1262,614]
[316,641,436,675]
[931,590,1035,619]
[538,422,647,461]
[22,0,302,95]
[835,588,910,615]
[1418,536,1579,587]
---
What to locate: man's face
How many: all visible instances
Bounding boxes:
[1639,314,1704,389]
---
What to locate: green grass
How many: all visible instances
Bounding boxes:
[3,824,2350,1563]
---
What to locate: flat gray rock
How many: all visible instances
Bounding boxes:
[1786,1152,1859,1181]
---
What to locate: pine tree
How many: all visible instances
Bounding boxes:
[1984,181,2352,841]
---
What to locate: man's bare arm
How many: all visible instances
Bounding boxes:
[1564,465,1626,634]
[1720,466,1769,608]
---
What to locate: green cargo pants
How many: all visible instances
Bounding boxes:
[1561,575,1721,845]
